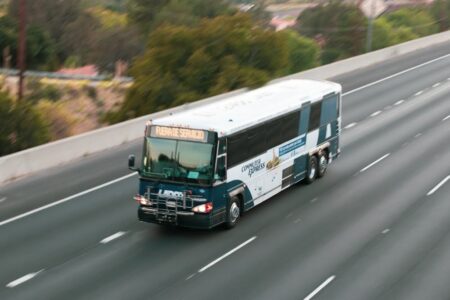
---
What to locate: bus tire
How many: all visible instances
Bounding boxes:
[224,197,240,229]
[305,155,318,184]
[317,151,328,178]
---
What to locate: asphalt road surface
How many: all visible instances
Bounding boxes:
[0,41,449,300]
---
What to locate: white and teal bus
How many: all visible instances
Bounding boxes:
[128,79,342,229]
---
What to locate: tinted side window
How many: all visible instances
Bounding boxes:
[282,111,300,140]
[265,118,284,149]
[227,133,247,167]
[247,127,266,159]
[309,101,321,131]
[321,95,338,125]
[227,111,301,167]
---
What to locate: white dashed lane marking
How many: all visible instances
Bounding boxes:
[344,122,357,129]
[370,111,382,117]
[360,153,390,173]
[432,82,441,88]
[304,275,336,300]
[198,236,257,273]
[414,90,424,96]
[6,270,44,288]
[185,273,196,281]
[382,229,390,234]
[394,100,405,106]
[443,115,450,121]
[0,197,6,203]
[100,231,126,244]
[427,176,450,196]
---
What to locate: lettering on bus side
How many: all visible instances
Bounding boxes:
[241,159,265,177]
[158,190,183,199]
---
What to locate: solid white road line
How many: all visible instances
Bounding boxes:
[394,100,405,106]
[414,90,424,96]
[0,173,137,227]
[443,115,450,121]
[432,82,441,88]
[370,111,382,117]
[304,275,336,300]
[342,53,450,96]
[100,231,126,244]
[427,176,450,196]
[6,270,44,288]
[344,122,357,129]
[382,228,390,234]
[198,236,257,273]
[360,153,390,173]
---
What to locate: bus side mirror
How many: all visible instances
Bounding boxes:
[128,154,136,170]
[218,166,226,178]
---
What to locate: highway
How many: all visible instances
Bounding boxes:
[0,41,449,300]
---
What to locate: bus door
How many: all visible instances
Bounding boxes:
[318,93,339,145]
[293,102,310,182]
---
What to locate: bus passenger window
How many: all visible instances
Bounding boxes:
[309,101,321,131]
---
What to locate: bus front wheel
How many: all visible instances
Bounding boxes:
[224,197,240,229]
[305,155,318,184]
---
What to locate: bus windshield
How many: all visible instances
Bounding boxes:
[141,137,215,185]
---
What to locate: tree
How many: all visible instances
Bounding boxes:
[0,89,50,156]
[106,14,290,123]
[8,0,102,66]
[0,16,56,70]
[8,0,81,45]
[126,0,169,34]
[296,1,366,63]
[282,30,320,74]
[384,8,439,37]
[89,25,144,72]
[127,0,234,34]
[430,0,450,31]
[372,18,418,51]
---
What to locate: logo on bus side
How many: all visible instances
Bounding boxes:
[241,159,265,177]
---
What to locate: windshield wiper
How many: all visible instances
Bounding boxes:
[142,170,168,179]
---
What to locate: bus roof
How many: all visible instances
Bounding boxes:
[151,79,341,137]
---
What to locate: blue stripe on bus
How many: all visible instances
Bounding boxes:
[279,136,306,156]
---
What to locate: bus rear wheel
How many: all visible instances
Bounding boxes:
[224,197,240,229]
[317,151,328,178]
[305,155,318,184]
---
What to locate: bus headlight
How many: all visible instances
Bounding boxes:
[134,194,150,206]
[192,202,213,214]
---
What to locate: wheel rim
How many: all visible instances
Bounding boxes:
[230,202,240,223]
[319,155,327,173]
[309,161,316,179]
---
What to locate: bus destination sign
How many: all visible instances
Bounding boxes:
[151,126,208,142]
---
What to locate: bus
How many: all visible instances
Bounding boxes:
[128,79,342,229]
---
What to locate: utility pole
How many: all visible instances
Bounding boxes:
[366,0,376,53]
[17,0,26,101]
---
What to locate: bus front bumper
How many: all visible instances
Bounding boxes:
[138,206,225,229]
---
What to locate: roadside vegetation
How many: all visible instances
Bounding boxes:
[1,0,449,155]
